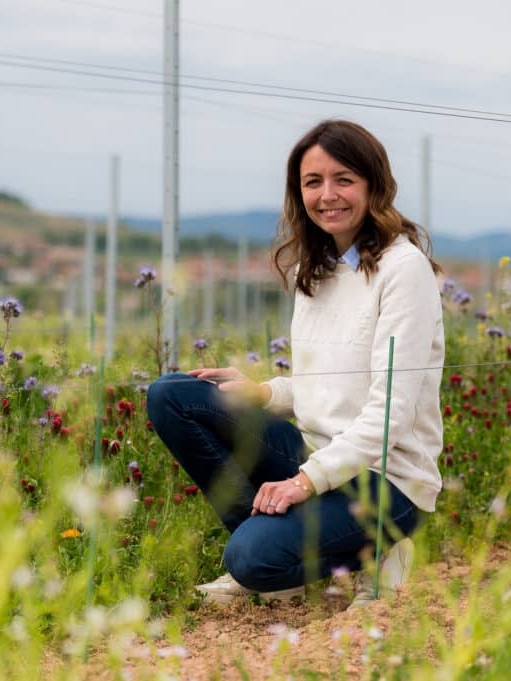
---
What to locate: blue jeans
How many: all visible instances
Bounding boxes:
[147,373,419,592]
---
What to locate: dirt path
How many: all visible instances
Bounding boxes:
[47,543,510,680]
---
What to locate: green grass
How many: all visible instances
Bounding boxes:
[1,274,511,679]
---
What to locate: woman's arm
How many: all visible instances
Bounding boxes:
[300,251,444,494]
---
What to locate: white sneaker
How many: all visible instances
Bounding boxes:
[196,573,254,605]
[196,573,305,605]
[348,537,415,609]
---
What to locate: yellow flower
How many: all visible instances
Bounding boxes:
[60,528,82,539]
[499,256,510,268]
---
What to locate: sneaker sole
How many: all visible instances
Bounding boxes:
[196,585,305,605]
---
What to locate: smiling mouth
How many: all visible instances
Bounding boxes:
[319,208,348,217]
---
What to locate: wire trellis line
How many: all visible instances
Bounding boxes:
[2,359,511,396]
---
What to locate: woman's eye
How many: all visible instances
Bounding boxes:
[304,179,320,187]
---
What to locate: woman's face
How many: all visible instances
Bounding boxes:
[299,144,369,253]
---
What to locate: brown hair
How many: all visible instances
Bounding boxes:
[273,119,440,296]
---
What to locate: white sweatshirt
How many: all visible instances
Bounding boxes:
[265,235,444,512]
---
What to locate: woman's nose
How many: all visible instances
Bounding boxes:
[321,181,338,201]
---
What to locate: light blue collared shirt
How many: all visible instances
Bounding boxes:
[337,243,360,271]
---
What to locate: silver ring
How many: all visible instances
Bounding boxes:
[267,503,276,508]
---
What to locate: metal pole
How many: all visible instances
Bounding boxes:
[84,219,96,352]
[105,154,119,362]
[162,0,180,370]
[203,250,214,333]
[237,235,248,334]
[420,135,431,232]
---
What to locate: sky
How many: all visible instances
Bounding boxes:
[1,0,511,238]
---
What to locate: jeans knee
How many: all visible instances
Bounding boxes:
[147,373,185,428]
[146,378,164,427]
[223,534,260,590]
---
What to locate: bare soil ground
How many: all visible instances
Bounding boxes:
[45,542,511,681]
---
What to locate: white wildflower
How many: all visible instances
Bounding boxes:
[367,626,384,640]
[109,597,148,629]
[64,480,99,526]
[84,605,109,637]
[489,495,507,519]
[7,616,28,642]
[101,486,137,519]
[11,565,34,589]
[268,623,299,652]
[443,478,463,493]
[388,654,403,667]
[44,578,63,599]
[157,645,189,659]
[129,644,151,659]
[120,670,134,681]
[476,653,492,667]
[147,617,165,638]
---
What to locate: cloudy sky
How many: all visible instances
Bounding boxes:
[1,0,511,238]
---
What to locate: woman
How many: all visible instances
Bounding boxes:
[147,119,444,606]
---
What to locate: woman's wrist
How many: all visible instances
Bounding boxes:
[290,471,315,497]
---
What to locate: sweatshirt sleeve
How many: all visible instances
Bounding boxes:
[262,376,295,417]
[300,251,443,494]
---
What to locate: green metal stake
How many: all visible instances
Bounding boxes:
[374,336,395,599]
[83,356,105,662]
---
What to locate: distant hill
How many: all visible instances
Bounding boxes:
[122,210,511,262]
[122,210,282,243]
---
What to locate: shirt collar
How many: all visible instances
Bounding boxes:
[337,243,360,271]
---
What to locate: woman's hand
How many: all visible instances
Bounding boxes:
[251,472,315,516]
[188,367,271,405]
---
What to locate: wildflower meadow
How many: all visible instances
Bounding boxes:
[1,261,511,680]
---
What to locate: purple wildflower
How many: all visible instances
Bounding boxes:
[134,266,157,288]
[0,296,23,319]
[42,385,60,401]
[39,417,48,427]
[487,326,505,338]
[275,357,291,371]
[475,311,489,321]
[0,351,5,366]
[246,351,260,363]
[193,338,208,350]
[270,336,289,354]
[441,278,456,294]
[451,289,473,306]
[10,350,24,361]
[24,376,38,390]
[76,363,96,377]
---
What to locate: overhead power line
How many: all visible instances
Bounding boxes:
[0,59,511,123]
[56,0,160,17]
[2,52,511,123]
